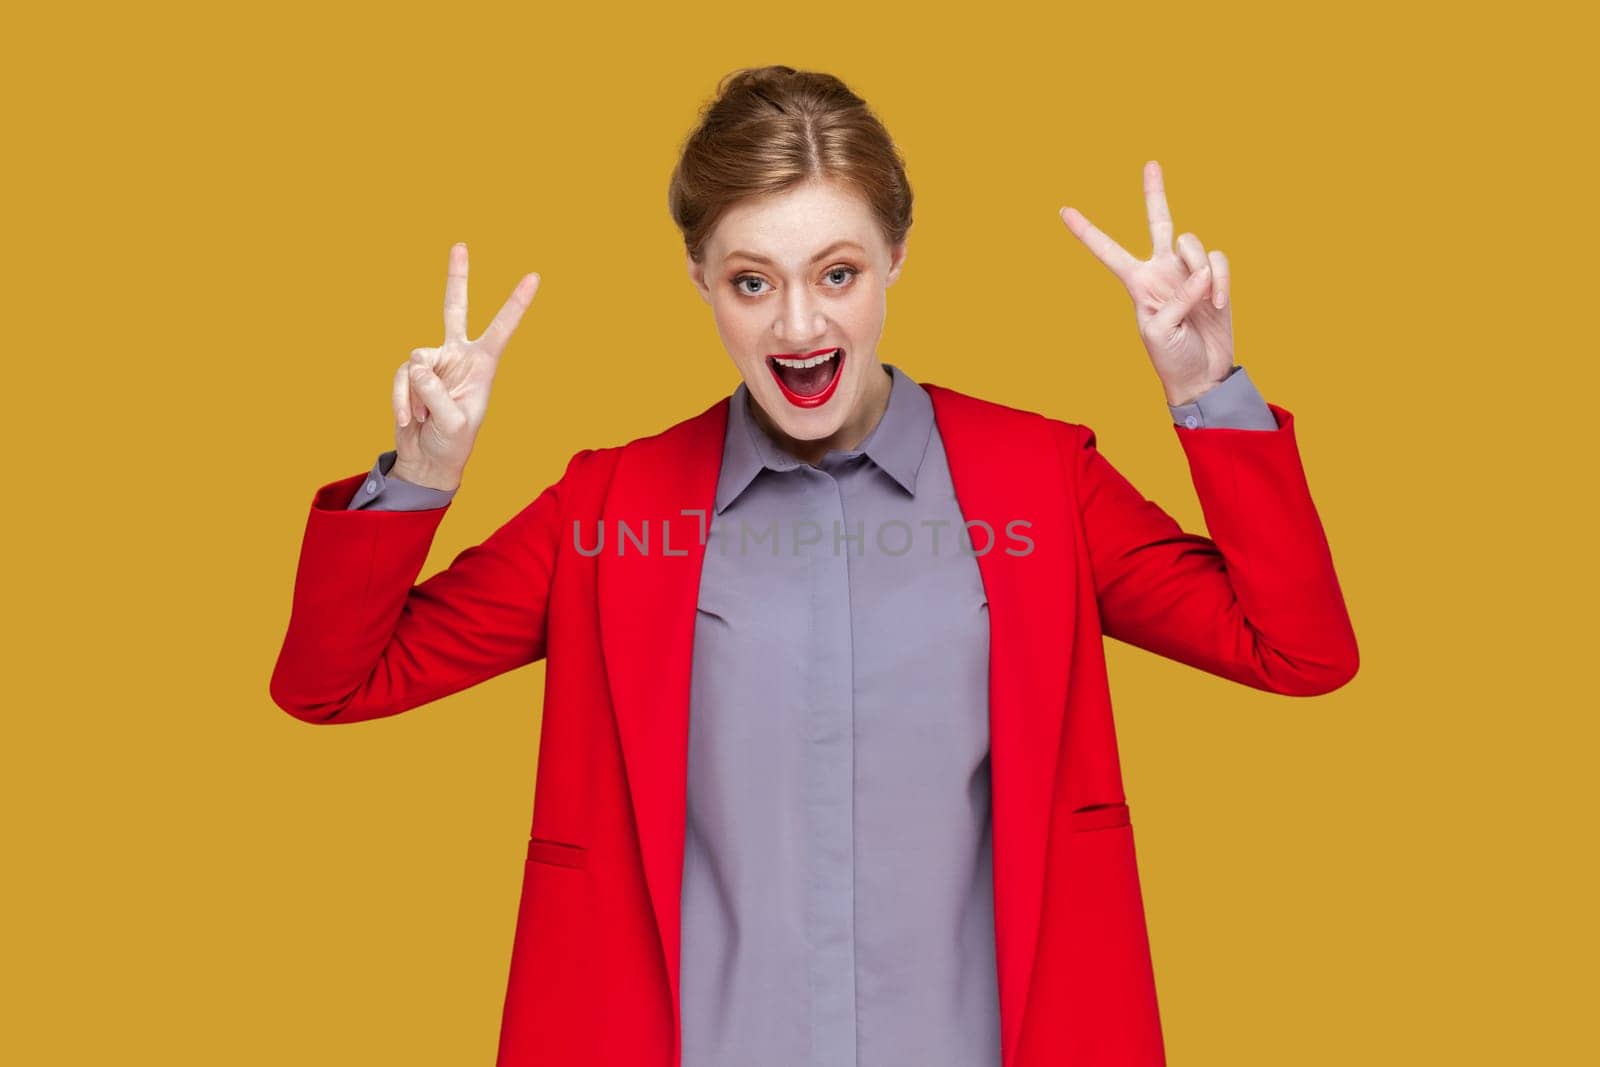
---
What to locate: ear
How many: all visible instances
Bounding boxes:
[885,240,909,287]
[686,251,712,304]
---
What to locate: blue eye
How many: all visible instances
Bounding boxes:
[732,265,859,296]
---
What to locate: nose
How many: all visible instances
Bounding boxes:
[775,286,829,348]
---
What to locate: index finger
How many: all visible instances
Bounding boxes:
[1059,206,1140,286]
[476,272,541,358]
[444,242,469,342]
[1144,160,1173,254]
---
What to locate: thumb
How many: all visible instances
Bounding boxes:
[1148,265,1211,338]
[408,364,467,435]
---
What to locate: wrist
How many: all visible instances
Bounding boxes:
[389,459,462,493]
[1165,366,1236,408]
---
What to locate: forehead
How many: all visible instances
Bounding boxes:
[710,178,879,262]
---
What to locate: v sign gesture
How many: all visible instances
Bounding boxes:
[391,242,542,491]
[1061,160,1235,408]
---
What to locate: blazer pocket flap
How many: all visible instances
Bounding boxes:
[1069,801,1131,832]
[527,836,588,869]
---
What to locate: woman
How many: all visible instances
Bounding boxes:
[271,65,1357,1067]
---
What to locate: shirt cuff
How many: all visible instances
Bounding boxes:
[345,449,460,510]
[1168,364,1279,430]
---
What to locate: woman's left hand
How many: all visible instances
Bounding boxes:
[1060,160,1234,407]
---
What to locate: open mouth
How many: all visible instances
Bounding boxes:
[768,347,845,408]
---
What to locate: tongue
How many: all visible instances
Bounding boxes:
[777,353,836,396]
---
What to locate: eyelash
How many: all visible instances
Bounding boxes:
[731,265,859,297]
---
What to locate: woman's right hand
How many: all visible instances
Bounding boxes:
[390,242,541,491]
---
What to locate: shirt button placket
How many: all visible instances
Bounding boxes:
[804,464,858,1067]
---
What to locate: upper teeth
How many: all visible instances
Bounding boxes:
[773,349,839,369]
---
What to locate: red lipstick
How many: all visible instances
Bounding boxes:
[767,347,845,409]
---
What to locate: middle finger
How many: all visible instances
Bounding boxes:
[444,242,470,343]
[1144,160,1174,254]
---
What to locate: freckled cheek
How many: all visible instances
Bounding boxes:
[712,308,761,353]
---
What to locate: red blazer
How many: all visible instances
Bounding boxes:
[271,382,1358,1066]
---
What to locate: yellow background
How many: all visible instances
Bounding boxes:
[6,1,1593,1063]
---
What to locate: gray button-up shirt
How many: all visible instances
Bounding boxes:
[348,361,1275,1066]
[677,364,997,1066]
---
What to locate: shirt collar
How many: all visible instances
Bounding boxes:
[714,362,934,514]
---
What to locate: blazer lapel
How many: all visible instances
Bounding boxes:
[925,383,1076,1065]
[598,395,728,1044]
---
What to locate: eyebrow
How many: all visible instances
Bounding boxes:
[724,239,866,267]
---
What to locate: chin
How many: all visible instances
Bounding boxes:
[772,406,848,442]
[752,365,858,439]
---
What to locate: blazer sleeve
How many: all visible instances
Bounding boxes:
[1062,403,1359,696]
[269,448,592,724]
